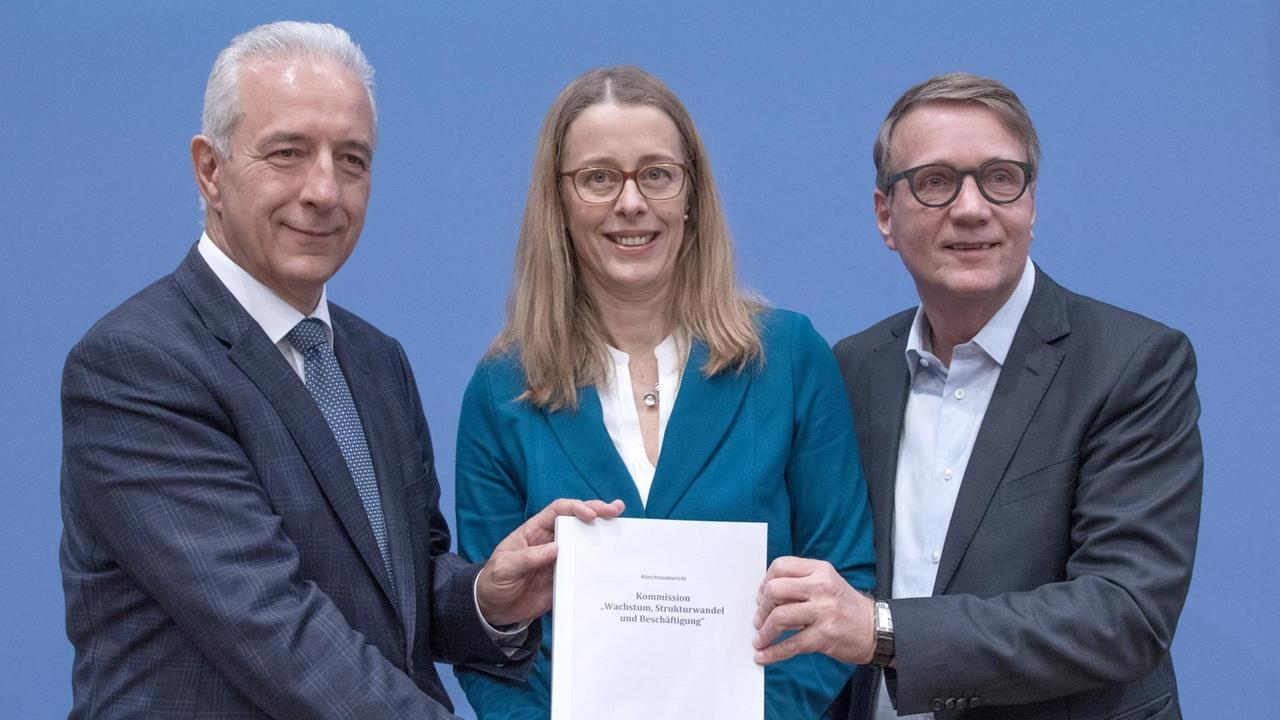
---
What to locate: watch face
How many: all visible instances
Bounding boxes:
[875,602,894,632]
[872,602,894,667]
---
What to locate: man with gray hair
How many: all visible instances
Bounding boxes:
[753,73,1202,718]
[60,21,621,718]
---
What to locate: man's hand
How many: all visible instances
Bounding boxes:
[752,556,876,666]
[476,498,625,627]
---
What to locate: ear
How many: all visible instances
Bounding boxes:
[191,135,222,211]
[873,188,896,251]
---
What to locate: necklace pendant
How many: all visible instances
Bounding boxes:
[642,382,659,408]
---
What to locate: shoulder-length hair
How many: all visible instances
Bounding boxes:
[491,65,761,411]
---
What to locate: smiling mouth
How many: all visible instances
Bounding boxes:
[947,242,995,251]
[287,225,339,238]
[608,233,656,248]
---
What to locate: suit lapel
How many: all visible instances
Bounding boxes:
[644,340,750,519]
[334,322,415,635]
[932,268,1069,595]
[865,323,912,595]
[543,386,646,512]
[226,327,399,606]
[173,248,400,612]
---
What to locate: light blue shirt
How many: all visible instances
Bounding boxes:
[879,259,1036,719]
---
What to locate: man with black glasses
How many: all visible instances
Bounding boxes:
[753,73,1202,719]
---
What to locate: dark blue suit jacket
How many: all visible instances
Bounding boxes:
[60,247,535,719]
[834,267,1201,719]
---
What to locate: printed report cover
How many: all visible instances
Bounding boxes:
[550,516,766,720]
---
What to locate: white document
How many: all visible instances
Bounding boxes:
[550,516,766,720]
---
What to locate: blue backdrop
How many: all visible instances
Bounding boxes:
[4,2,1277,717]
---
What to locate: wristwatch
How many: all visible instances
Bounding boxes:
[871,600,895,667]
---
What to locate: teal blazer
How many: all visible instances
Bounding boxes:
[455,308,874,719]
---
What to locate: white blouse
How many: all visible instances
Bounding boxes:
[598,335,684,507]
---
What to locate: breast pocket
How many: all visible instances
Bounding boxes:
[1108,692,1173,720]
[997,452,1079,506]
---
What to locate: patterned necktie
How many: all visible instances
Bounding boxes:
[286,318,395,589]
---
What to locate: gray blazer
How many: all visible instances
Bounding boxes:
[60,247,535,719]
[832,267,1201,720]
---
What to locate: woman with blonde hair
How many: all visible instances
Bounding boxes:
[454,65,873,718]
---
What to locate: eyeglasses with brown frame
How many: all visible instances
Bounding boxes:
[559,162,690,204]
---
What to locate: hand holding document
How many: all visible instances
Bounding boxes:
[476,498,625,627]
[551,517,766,720]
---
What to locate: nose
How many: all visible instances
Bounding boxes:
[299,155,340,210]
[612,178,649,217]
[948,174,990,223]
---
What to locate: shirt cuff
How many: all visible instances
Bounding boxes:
[473,567,531,655]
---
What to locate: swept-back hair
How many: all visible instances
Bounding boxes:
[492,65,761,410]
[202,20,377,158]
[873,72,1040,192]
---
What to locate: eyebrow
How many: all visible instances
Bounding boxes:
[572,152,682,168]
[259,132,374,157]
[338,139,374,158]
[259,132,308,147]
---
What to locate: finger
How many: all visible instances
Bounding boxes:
[755,575,816,627]
[756,555,823,595]
[519,499,582,542]
[512,540,559,574]
[583,498,625,518]
[754,626,819,666]
[760,576,815,608]
[570,500,601,522]
[490,540,559,583]
[753,602,816,650]
[568,497,626,522]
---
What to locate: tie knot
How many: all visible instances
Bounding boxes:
[286,318,329,354]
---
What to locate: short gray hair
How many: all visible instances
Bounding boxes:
[201,20,377,157]
[873,72,1039,192]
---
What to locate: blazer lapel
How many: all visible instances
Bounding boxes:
[335,324,415,636]
[543,386,646,512]
[227,330,399,606]
[864,324,912,595]
[644,340,750,519]
[932,268,1069,595]
[174,247,399,610]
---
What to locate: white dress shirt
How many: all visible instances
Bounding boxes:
[598,335,683,507]
[197,234,524,644]
[198,233,331,379]
[878,260,1036,719]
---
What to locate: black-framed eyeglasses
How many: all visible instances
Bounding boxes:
[886,159,1035,207]
[559,162,689,204]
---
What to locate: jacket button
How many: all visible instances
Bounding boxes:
[956,698,968,710]
[930,699,945,711]
[970,696,984,707]
[945,698,957,709]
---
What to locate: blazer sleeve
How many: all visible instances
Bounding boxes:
[889,327,1203,713]
[60,329,461,719]
[392,341,540,676]
[770,313,878,718]
[785,313,877,591]
[452,360,554,719]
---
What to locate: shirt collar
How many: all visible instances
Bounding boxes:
[606,334,680,367]
[197,232,334,346]
[904,258,1036,378]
